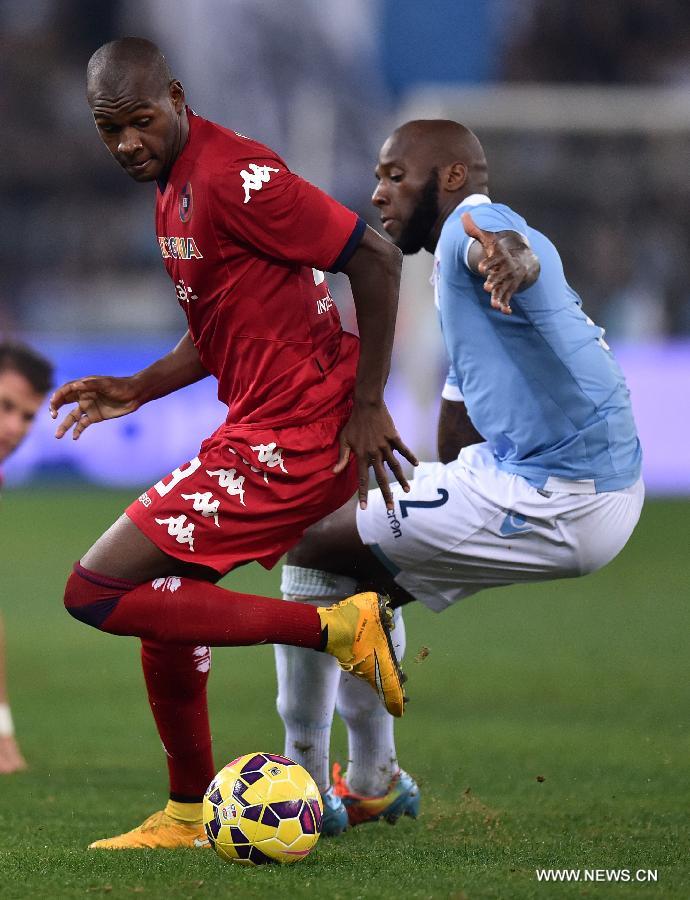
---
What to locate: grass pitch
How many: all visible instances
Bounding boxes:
[0,489,687,899]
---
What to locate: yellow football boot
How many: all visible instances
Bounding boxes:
[88,809,210,850]
[318,592,406,717]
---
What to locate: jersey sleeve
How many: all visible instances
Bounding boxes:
[441,362,464,401]
[457,204,529,272]
[213,156,365,271]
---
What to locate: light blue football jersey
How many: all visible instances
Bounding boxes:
[436,195,642,492]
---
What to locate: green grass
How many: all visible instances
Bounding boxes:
[0,489,688,899]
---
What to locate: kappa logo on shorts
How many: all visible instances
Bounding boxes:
[181,491,221,526]
[155,514,196,551]
[138,491,152,508]
[206,468,246,505]
[250,442,287,473]
[499,512,533,536]
[227,446,270,483]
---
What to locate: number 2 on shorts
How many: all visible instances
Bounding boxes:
[399,488,449,519]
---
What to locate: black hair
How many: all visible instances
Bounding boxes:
[0,342,54,394]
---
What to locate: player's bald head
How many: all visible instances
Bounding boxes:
[384,119,487,189]
[86,37,173,101]
[373,120,489,254]
[86,38,187,184]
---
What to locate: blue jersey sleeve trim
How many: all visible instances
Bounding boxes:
[329,216,366,273]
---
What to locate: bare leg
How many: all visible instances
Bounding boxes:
[287,497,415,607]
[81,514,221,584]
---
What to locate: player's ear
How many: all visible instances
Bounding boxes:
[444,162,467,193]
[169,80,185,113]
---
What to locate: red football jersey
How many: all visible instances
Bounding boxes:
[155,110,362,427]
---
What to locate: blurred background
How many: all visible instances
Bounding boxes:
[2,0,690,493]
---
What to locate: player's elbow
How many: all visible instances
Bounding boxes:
[343,225,402,282]
[376,234,402,277]
[520,253,540,290]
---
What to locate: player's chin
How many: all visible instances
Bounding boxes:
[124,159,160,181]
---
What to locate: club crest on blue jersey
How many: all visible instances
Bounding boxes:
[179,182,194,223]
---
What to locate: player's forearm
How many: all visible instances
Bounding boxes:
[342,226,402,403]
[437,398,484,463]
[131,331,209,406]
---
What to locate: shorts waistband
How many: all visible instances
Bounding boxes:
[542,476,596,494]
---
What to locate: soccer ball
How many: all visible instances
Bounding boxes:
[202,752,323,865]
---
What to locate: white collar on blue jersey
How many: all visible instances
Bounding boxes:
[431,194,493,290]
[460,193,491,207]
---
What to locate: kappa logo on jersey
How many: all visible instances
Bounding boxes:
[155,514,196,551]
[499,512,533,536]
[178,182,194,223]
[181,491,221,526]
[158,236,204,260]
[250,442,288,473]
[240,163,279,204]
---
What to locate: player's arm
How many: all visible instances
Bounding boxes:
[50,331,208,440]
[462,212,540,315]
[336,225,419,510]
[437,398,484,464]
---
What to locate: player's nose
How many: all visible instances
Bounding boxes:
[5,414,26,443]
[118,127,144,157]
[371,183,388,208]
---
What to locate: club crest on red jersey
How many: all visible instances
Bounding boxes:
[179,182,194,223]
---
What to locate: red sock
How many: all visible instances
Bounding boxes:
[141,640,215,801]
[65,565,324,649]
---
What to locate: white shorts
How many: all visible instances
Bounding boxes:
[356,443,644,612]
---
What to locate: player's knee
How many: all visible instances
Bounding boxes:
[336,673,388,721]
[276,688,311,727]
[275,680,328,729]
[63,565,124,630]
[286,531,324,570]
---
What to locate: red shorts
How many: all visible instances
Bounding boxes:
[126,409,357,575]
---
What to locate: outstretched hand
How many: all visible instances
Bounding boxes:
[49,375,142,440]
[333,400,419,510]
[462,211,535,315]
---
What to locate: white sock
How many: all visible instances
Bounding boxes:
[275,566,358,793]
[336,608,406,797]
